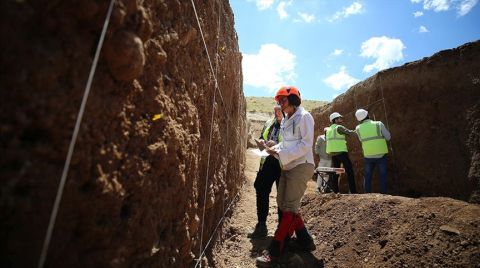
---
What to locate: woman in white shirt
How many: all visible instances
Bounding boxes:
[256,86,316,266]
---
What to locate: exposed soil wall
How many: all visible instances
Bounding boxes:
[0,0,245,267]
[312,41,480,201]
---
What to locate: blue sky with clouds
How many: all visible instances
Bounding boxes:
[230,0,480,101]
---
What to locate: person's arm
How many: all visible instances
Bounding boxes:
[380,122,391,141]
[337,125,355,136]
[276,114,315,166]
[314,136,322,155]
[258,122,268,140]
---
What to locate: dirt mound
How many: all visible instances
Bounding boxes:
[0,0,245,267]
[311,41,480,200]
[300,194,480,267]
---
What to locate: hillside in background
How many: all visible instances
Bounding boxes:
[246,96,327,114]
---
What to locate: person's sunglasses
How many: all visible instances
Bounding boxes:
[277,97,288,105]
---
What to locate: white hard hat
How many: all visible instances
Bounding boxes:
[329,112,342,122]
[355,109,368,121]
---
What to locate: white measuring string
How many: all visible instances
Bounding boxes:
[379,75,394,153]
[190,0,229,116]
[37,0,116,267]
[190,0,241,266]
[192,0,219,264]
[197,77,217,268]
[213,0,227,230]
[194,187,242,268]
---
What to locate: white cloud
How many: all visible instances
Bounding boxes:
[424,0,450,11]
[329,2,364,22]
[413,11,424,17]
[344,2,364,16]
[254,0,275,10]
[331,49,344,56]
[323,66,360,91]
[243,44,296,93]
[419,25,429,32]
[298,12,315,23]
[360,36,406,73]
[276,1,294,19]
[277,1,289,19]
[412,0,477,16]
[457,0,478,16]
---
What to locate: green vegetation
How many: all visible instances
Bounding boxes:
[246,96,328,113]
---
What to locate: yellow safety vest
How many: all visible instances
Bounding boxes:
[325,124,347,153]
[357,120,388,157]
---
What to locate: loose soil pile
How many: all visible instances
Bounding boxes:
[311,41,480,201]
[301,194,480,268]
[0,0,245,267]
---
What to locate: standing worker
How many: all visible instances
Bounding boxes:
[256,86,316,266]
[355,109,391,194]
[314,131,332,193]
[248,106,283,238]
[325,112,357,193]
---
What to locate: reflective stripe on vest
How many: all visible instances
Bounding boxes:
[357,120,388,157]
[325,124,347,153]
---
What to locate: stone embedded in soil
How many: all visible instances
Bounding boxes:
[105,30,146,81]
[439,225,461,235]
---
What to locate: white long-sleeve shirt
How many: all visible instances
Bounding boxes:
[274,106,315,170]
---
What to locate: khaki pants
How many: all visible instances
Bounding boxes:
[277,163,315,213]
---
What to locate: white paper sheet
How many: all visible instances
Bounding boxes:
[252,149,269,157]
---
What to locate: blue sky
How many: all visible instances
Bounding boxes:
[230,0,480,101]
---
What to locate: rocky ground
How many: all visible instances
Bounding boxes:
[212,149,480,268]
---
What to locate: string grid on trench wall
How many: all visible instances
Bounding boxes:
[190,0,242,267]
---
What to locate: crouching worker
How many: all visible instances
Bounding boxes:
[248,106,283,238]
[256,86,316,266]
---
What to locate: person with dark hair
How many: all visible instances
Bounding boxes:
[256,86,316,266]
[325,112,357,193]
[355,109,391,194]
[248,106,283,238]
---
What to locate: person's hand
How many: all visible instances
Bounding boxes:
[266,147,278,157]
[255,139,266,150]
[266,140,276,147]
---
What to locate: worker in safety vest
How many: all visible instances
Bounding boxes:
[256,86,316,266]
[325,112,357,193]
[248,106,283,238]
[355,109,391,194]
